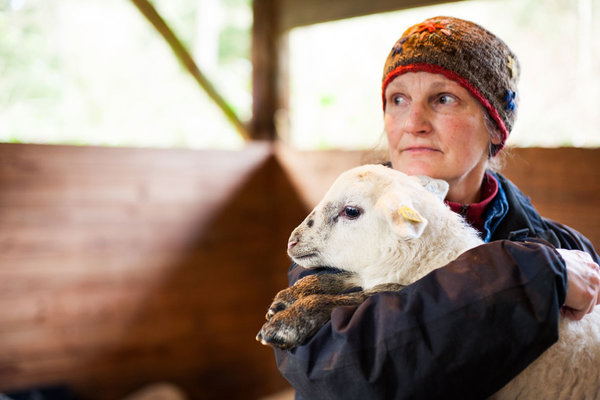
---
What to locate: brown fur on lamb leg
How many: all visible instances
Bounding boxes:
[265,271,360,320]
[258,291,368,349]
[258,281,406,349]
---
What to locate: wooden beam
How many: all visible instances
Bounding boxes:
[278,0,466,32]
[130,0,250,140]
[251,0,282,140]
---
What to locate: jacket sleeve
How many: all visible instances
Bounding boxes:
[275,240,567,400]
[544,218,600,264]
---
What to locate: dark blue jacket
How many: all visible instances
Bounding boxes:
[274,172,599,400]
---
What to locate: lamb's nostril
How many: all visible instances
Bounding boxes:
[288,240,298,249]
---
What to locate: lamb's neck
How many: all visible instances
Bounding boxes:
[407,217,482,281]
[414,236,474,272]
[359,218,482,289]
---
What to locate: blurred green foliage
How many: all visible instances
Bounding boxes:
[0,0,251,148]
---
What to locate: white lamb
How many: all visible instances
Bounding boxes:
[257,164,600,399]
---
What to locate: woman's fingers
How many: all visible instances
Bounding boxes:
[557,249,600,321]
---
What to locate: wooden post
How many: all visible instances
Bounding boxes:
[251,0,281,140]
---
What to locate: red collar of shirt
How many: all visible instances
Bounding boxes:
[444,172,499,233]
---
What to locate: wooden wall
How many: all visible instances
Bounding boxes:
[0,143,598,399]
[499,147,599,248]
[0,143,305,399]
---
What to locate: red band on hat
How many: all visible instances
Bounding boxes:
[382,63,508,153]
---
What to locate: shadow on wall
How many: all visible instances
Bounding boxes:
[74,150,310,399]
[0,143,308,400]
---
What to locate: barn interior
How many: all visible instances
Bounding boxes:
[0,0,598,399]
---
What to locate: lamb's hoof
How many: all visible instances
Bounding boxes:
[256,316,302,350]
[266,301,287,320]
[256,329,294,349]
[265,288,299,320]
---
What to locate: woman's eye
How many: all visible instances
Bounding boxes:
[341,206,362,219]
[438,94,456,105]
[392,95,407,106]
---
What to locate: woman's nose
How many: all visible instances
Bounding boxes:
[403,104,432,135]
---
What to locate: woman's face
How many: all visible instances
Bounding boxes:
[384,71,500,203]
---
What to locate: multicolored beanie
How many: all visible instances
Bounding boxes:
[382,16,520,156]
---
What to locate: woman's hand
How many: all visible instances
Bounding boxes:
[557,248,600,320]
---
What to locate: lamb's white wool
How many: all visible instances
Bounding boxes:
[287,164,600,399]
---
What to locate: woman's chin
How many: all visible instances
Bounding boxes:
[391,159,441,178]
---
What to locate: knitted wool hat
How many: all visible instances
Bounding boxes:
[382,16,520,156]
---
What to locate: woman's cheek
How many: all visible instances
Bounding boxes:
[384,122,401,147]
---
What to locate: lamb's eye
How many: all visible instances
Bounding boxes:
[341,206,362,219]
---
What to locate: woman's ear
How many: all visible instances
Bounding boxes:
[490,128,503,145]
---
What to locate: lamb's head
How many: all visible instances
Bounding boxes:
[287,164,449,274]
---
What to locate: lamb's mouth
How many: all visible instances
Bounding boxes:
[289,251,320,265]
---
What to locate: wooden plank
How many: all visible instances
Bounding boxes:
[0,143,297,399]
[278,0,465,31]
[275,144,365,208]
[500,147,600,248]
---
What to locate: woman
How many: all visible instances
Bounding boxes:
[275,16,600,399]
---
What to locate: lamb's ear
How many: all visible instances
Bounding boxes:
[376,192,428,240]
[410,175,449,201]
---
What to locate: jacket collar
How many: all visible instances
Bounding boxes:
[487,172,560,246]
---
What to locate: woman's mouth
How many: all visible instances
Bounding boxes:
[402,146,441,154]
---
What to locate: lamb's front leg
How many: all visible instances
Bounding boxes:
[257,282,406,349]
[265,271,359,320]
[257,291,368,349]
